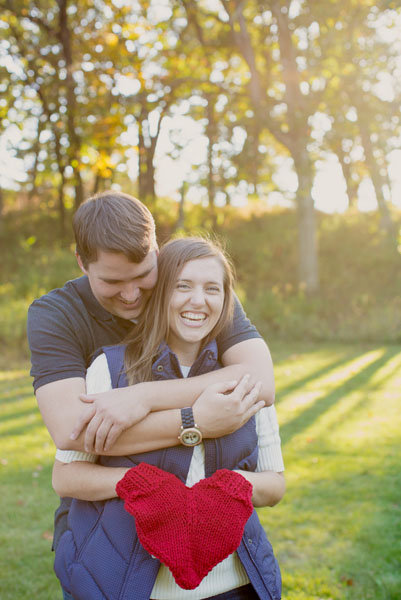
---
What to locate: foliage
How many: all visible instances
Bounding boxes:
[1,342,401,598]
[2,204,401,360]
[1,1,400,291]
[225,207,401,343]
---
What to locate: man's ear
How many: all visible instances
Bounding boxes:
[76,252,88,275]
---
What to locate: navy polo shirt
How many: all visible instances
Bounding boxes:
[27,275,261,392]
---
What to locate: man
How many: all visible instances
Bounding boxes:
[27,191,275,551]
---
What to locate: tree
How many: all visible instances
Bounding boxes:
[318,2,400,234]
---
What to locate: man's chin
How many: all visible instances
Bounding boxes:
[118,308,141,321]
[111,302,142,321]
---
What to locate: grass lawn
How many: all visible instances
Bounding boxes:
[0,342,400,599]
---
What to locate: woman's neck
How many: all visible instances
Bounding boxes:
[167,335,201,367]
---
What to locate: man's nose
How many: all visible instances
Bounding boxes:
[120,283,140,303]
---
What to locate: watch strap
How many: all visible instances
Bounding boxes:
[181,407,195,429]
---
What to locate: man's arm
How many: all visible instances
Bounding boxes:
[221,338,274,405]
[37,375,264,455]
[69,337,274,452]
[32,289,274,454]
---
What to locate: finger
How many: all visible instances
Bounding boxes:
[84,414,104,452]
[205,380,239,395]
[243,400,265,422]
[241,382,262,410]
[93,421,114,454]
[70,405,96,440]
[103,424,124,452]
[79,394,95,404]
[229,374,251,399]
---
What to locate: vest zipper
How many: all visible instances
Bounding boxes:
[240,537,276,600]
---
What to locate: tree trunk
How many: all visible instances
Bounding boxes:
[336,146,359,209]
[0,187,3,234]
[225,0,319,293]
[137,105,165,205]
[176,180,186,230]
[92,173,101,196]
[57,0,83,209]
[273,1,319,293]
[205,95,217,225]
[138,121,146,201]
[146,136,156,205]
[57,172,66,238]
[28,118,44,202]
[359,125,394,235]
[293,153,319,293]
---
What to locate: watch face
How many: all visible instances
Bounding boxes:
[181,428,202,447]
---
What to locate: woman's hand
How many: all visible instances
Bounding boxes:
[193,374,264,438]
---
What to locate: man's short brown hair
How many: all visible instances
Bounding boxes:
[73,191,157,267]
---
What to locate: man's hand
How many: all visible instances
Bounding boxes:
[70,386,151,453]
[193,374,264,438]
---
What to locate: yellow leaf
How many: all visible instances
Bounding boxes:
[105,33,119,47]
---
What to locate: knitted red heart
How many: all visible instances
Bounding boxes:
[116,463,253,590]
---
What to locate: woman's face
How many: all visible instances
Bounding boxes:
[167,256,225,357]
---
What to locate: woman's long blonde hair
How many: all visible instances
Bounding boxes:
[124,236,235,385]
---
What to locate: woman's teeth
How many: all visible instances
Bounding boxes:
[181,312,206,322]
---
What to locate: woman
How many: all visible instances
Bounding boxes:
[53,237,285,600]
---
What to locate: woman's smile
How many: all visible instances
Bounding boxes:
[180,311,208,326]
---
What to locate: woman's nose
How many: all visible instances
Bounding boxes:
[189,288,205,306]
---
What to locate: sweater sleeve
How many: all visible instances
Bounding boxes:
[255,406,285,472]
[86,353,112,394]
[55,354,112,464]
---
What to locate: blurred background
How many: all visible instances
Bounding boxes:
[1,0,401,356]
[0,3,400,599]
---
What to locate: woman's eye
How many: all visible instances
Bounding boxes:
[207,287,220,293]
[177,283,190,290]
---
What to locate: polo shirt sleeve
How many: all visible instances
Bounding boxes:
[27,295,88,392]
[216,293,262,357]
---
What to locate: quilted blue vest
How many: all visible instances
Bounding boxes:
[54,341,281,600]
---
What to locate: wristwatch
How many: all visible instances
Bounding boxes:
[178,407,203,447]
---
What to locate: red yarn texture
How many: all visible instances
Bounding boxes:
[116,463,253,590]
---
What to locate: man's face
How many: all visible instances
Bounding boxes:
[77,249,158,320]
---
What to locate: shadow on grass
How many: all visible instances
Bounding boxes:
[0,379,33,406]
[0,406,41,424]
[276,346,365,402]
[321,464,400,599]
[0,420,45,438]
[280,346,400,446]
[0,370,30,384]
[271,438,401,600]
